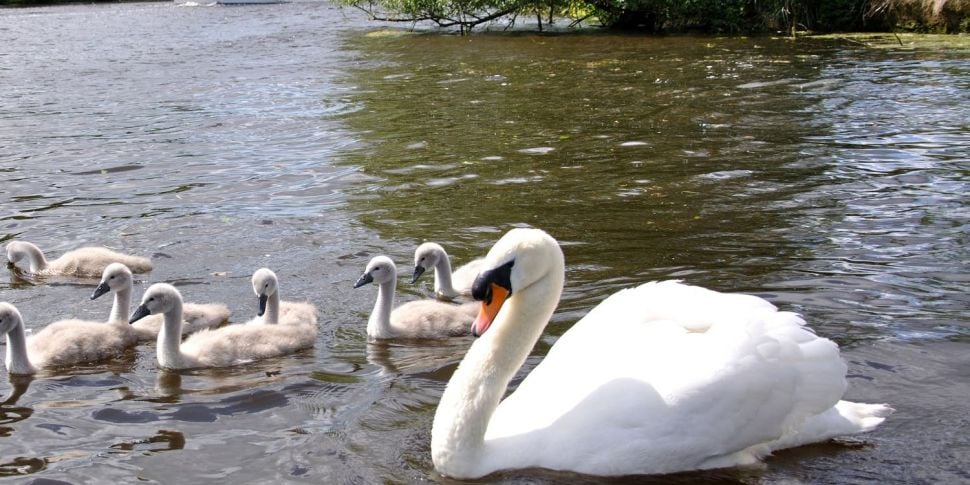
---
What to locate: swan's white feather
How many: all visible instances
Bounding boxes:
[484,281,854,474]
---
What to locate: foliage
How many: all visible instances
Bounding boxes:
[339,0,969,32]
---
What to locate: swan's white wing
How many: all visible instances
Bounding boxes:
[485,281,847,475]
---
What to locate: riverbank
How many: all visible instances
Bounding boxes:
[806,31,970,49]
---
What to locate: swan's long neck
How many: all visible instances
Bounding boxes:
[262,291,281,325]
[367,278,396,340]
[21,243,49,273]
[156,301,185,368]
[108,286,132,326]
[5,322,37,375]
[434,256,458,297]
[431,266,564,478]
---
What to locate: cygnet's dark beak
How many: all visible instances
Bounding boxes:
[354,272,373,289]
[129,304,151,324]
[410,265,426,284]
[257,294,268,317]
[91,282,110,300]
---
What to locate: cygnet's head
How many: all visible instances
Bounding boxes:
[252,268,279,316]
[91,263,134,300]
[130,283,182,324]
[0,302,24,335]
[5,241,30,264]
[354,256,397,288]
[412,242,446,284]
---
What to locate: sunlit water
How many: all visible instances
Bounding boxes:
[1,2,968,483]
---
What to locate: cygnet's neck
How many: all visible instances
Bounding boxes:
[368,277,397,340]
[19,243,49,273]
[261,291,281,324]
[5,321,38,375]
[431,268,564,478]
[434,255,459,299]
[156,301,185,368]
[108,285,132,326]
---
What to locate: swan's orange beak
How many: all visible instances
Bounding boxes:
[472,283,509,337]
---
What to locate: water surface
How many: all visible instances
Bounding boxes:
[1,2,968,483]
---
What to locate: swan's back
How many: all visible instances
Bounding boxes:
[27,318,136,367]
[130,302,230,341]
[279,301,318,326]
[390,300,477,339]
[179,320,316,368]
[484,280,863,475]
[450,258,487,296]
[51,246,153,276]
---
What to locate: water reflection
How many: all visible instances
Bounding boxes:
[0,375,35,442]
[109,429,186,454]
[365,340,469,378]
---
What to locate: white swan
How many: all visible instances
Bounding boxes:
[431,228,892,479]
[5,240,153,277]
[130,283,316,370]
[245,268,318,326]
[354,255,477,340]
[90,263,230,341]
[0,301,136,375]
[412,242,486,300]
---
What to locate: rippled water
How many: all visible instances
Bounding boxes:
[1,2,968,483]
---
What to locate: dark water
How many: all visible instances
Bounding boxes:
[1,2,968,483]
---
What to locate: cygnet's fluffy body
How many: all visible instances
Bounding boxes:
[356,256,477,340]
[245,268,318,327]
[131,283,316,370]
[0,301,135,375]
[6,240,152,277]
[412,242,486,300]
[91,263,229,341]
[27,317,136,368]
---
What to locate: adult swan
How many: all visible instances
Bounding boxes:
[431,228,891,479]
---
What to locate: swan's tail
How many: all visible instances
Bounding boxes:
[770,400,894,452]
[835,400,894,433]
